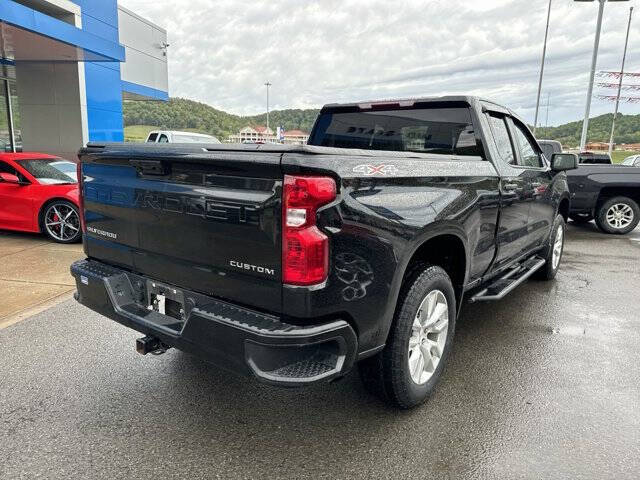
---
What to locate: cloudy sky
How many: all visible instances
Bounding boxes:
[120,0,640,126]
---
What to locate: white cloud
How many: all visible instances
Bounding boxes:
[120,0,640,125]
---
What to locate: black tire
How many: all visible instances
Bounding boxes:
[40,200,82,244]
[358,264,456,409]
[569,213,593,224]
[595,196,640,235]
[534,214,565,281]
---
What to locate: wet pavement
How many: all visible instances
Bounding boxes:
[1,222,639,479]
[0,231,83,323]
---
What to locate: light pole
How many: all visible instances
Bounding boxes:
[264,81,272,134]
[534,0,553,136]
[608,6,634,157]
[574,0,629,152]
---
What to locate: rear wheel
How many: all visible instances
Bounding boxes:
[358,264,456,409]
[41,200,82,243]
[595,196,639,235]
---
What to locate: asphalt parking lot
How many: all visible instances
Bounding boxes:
[1,222,639,479]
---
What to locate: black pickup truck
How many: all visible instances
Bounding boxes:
[71,96,577,408]
[567,164,640,234]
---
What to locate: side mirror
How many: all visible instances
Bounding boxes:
[551,153,578,172]
[0,172,20,184]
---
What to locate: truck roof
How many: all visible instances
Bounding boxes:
[319,95,525,126]
[321,95,502,111]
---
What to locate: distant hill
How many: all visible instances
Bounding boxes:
[123,97,640,146]
[123,98,319,141]
[535,113,640,147]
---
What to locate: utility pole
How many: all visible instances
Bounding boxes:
[579,0,606,152]
[264,81,272,134]
[608,6,633,157]
[545,92,551,129]
[534,0,553,136]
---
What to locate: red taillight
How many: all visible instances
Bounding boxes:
[76,161,86,233]
[282,175,336,285]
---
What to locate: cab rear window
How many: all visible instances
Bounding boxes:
[309,106,482,156]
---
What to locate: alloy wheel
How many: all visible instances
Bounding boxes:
[408,290,449,385]
[44,203,80,242]
[606,203,634,230]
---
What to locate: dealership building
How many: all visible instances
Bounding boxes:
[0,0,168,160]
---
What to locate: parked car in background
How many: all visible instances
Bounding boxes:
[0,153,81,243]
[567,163,640,234]
[621,155,640,167]
[538,139,562,160]
[145,130,221,144]
[578,152,612,165]
[72,96,576,408]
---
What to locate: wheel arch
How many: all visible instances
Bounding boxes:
[558,195,570,222]
[401,232,468,304]
[374,229,468,356]
[596,186,640,208]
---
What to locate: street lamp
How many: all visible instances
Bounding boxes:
[574,0,630,152]
[534,0,553,136]
[264,81,272,134]
[608,6,634,156]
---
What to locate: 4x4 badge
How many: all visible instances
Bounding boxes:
[353,164,399,176]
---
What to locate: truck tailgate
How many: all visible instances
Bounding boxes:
[79,149,283,313]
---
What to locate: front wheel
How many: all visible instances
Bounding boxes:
[358,264,456,409]
[595,196,640,235]
[534,214,565,281]
[41,200,82,243]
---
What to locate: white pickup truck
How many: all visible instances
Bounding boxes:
[145,130,221,144]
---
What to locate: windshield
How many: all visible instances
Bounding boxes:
[622,156,637,166]
[309,106,482,156]
[172,134,221,143]
[19,158,77,184]
[50,161,78,181]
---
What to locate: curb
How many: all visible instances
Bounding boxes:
[0,290,75,330]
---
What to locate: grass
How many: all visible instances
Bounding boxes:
[611,150,640,164]
[124,125,214,142]
[124,125,157,142]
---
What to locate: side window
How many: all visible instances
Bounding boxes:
[0,160,18,175]
[512,121,543,168]
[487,114,516,166]
[147,133,158,142]
[158,134,169,143]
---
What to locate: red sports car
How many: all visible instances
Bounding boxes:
[0,153,81,243]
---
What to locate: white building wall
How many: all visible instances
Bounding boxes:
[118,6,168,94]
[15,62,87,161]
